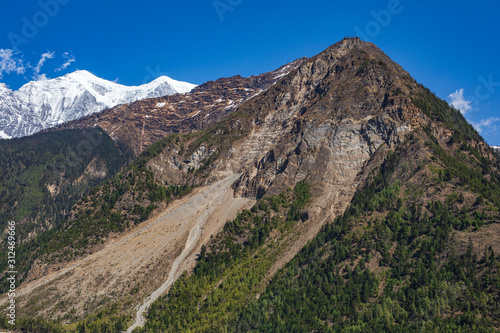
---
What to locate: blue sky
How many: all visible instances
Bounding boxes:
[1,0,499,144]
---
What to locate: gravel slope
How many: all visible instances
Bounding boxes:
[1,174,254,323]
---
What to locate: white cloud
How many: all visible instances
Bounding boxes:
[55,52,76,72]
[36,74,49,81]
[0,50,76,83]
[470,117,500,134]
[448,88,499,136]
[0,49,26,78]
[33,51,55,80]
[449,89,472,114]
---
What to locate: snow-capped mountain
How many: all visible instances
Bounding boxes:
[0,70,196,139]
[493,146,500,152]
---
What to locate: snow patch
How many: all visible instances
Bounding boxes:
[0,130,12,139]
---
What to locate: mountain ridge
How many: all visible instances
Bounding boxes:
[52,58,307,155]
[0,70,196,139]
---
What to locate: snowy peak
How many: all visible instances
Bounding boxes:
[0,71,197,139]
[64,69,96,79]
[149,75,194,89]
[133,76,196,100]
[63,70,195,94]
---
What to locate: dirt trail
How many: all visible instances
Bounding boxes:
[1,174,254,324]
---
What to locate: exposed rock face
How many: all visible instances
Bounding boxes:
[219,40,420,222]
[135,39,435,303]
[148,37,426,226]
[53,59,306,155]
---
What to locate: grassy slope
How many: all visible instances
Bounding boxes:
[0,128,130,292]
[0,128,129,235]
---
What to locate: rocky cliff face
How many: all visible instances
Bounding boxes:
[229,39,423,197]
[148,38,424,218]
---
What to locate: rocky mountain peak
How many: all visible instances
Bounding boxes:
[136,39,426,214]
[217,40,419,196]
[327,36,363,49]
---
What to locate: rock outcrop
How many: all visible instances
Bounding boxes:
[149,38,424,211]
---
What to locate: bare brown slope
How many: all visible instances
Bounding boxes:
[1,174,254,321]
